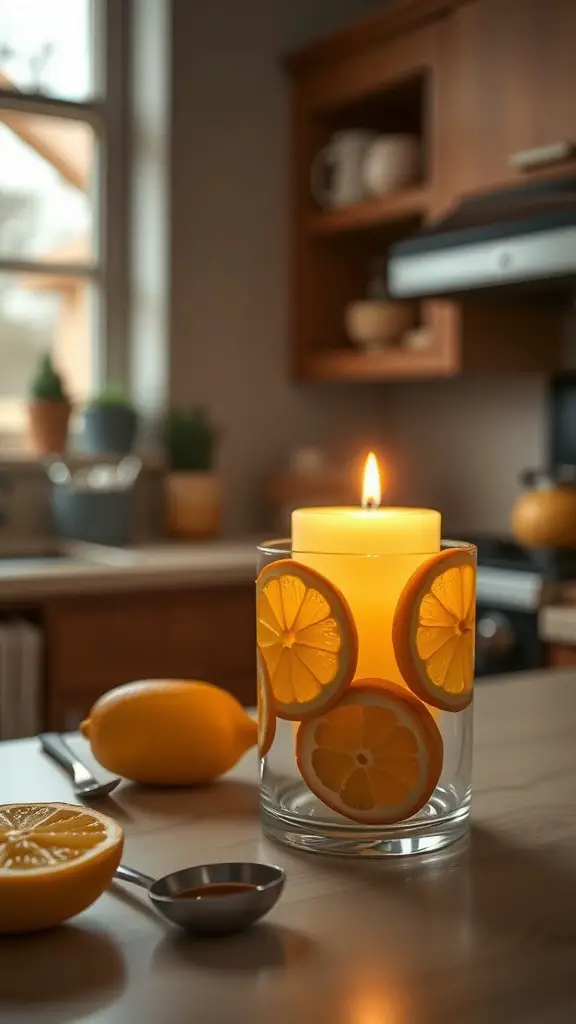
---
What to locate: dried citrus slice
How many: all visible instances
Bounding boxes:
[257,651,276,757]
[296,680,443,825]
[257,559,358,721]
[0,802,124,933]
[393,547,476,712]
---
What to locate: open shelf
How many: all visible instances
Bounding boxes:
[287,1,565,381]
[306,186,430,236]
[296,216,426,372]
[303,344,455,382]
[288,21,454,381]
[314,71,426,138]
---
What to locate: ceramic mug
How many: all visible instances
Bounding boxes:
[362,134,420,197]
[311,130,376,208]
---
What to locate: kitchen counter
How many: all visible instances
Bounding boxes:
[0,538,258,599]
[2,668,576,1023]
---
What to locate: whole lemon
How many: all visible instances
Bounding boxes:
[80,679,257,785]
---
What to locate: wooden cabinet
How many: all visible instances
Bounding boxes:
[442,0,576,199]
[288,18,460,381]
[287,0,566,383]
[547,644,576,669]
[45,586,255,729]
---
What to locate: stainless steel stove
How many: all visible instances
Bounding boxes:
[465,535,576,676]
[464,376,576,675]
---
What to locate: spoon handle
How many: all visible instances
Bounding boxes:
[39,732,96,786]
[115,863,156,890]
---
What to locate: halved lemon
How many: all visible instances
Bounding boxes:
[0,803,124,933]
[257,559,358,721]
[296,680,443,825]
[393,547,476,712]
[257,650,276,757]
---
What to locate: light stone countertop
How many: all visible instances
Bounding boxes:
[0,538,259,600]
[1,668,576,1023]
[6,535,576,649]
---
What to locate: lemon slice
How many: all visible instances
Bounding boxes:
[257,559,358,721]
[393,548,476,712]
[0,803,124,933]
[257,651,276,757]
[296,680,443,825]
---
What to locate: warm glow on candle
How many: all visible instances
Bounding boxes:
[361,452,381,509]
[293,462,441,678]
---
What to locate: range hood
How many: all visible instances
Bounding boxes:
[388,176,576,300]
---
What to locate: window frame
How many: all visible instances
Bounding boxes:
[0,0,129,427]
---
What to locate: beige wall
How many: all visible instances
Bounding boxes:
[380,377,546,535]
[169,0,546,537]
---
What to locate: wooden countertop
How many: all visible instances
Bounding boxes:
[2,669,576,1023]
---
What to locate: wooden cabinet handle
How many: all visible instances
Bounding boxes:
[509,141,576,172]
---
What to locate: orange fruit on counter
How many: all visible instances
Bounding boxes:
[0,803,123,933]
[257,651,276,757]
[296,680,443,825]
[393,548,476,713]
[257,559,358,721]
[81,680,257,785]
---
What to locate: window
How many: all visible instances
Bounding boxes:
[0,0,126,432]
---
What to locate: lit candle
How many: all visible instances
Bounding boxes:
[292,454,441,683]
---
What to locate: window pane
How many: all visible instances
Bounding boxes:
[0,0,94,102]
[0,271,95,404]
[0,113,94,263]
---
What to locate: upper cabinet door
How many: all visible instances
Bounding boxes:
[525,0,576,173]
[440,0,576,201]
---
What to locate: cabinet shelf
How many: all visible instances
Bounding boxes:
[303,346,455,381]
[306,187,429,237]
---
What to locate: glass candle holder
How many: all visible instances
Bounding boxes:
[257,539,476,857]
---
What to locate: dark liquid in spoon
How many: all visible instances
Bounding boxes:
[177,882,258,900]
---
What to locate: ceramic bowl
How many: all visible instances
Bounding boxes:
[344,299,418,351]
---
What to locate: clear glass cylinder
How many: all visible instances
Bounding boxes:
[257,539,476,857]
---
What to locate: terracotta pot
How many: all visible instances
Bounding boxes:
[512,485,576,549]
[27,401,71,455]
[165,472,222,539]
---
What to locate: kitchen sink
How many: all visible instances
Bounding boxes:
[0,543,93,572]
[0,553,82,567]
[0,540,137,573]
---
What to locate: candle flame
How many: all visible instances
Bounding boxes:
[362,452,381,509]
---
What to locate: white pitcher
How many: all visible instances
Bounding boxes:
[311,130,376,209]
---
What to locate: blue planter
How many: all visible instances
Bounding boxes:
[51,487,135,547]
[83,406,138,455]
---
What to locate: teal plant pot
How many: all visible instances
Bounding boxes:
[51,487,135,547]
[83,406,138,455]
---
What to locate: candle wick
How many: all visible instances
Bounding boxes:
[363,499,378,510]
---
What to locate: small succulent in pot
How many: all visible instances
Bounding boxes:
[83,384,138,455]
[27,352,72,455]
[163,407,221,539]
[163,407,218,472]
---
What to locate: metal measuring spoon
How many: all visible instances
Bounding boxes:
[39,733,121,800]
[115,861,285,935]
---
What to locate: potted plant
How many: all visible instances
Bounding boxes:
[27,352,72,455]
[163,407,221,539]
[83,384,138,455]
